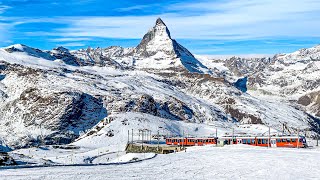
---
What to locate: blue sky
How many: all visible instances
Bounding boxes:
[0,0,320,55]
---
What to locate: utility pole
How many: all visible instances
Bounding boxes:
[140,130,143,150]
[268,126,270,148]
[157,130,160,152]
[216,128,218,147]
[182,130,184,151]
[232,128,234,145]
[127,130,130,144]
[297,128,300,149]
[317,124,319,147]
[150,130,152,144]
[131,129,133,144]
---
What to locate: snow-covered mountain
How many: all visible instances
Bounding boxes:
[196,44,320,127]
[0,18,319,152]
[275,44,320,62]
[134,18,210,74]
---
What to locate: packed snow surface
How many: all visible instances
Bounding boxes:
[1,145,319,180]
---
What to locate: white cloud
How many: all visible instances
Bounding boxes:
[57,42,86,47]
[0,23,12,45]
[50,37,91,42]
[46,0,320,40]
[116,4,155,12]
[3,0,320,42]
[0,5,11,14]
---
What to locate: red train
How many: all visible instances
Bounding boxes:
[166,137,217,146]
[166,136,307,148]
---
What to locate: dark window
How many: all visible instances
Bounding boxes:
[277,139,281,143]
[258,139,261,144]
[243,139,247,144]
[291,139,296,142]
[252,140,255,144]
[287,139,291,143]
[247,139,251,144]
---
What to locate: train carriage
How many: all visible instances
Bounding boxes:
[166,137,217,146]
[220,136,307,148]
[166,136,307,148]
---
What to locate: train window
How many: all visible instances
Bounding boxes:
[262,139,266,144]
[247,139,251,144]
[243,139,247,144]
[287,139,291,143]
[277,139,281,143]
[282,139,286,142]
[252,140,255,144]
[291,139,296,142]
[299,139,303,142]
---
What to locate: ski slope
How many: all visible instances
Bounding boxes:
[1,145,319,180]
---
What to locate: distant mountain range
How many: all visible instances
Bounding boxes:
[0,18,319,151]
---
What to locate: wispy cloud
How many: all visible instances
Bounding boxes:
[1,0,320,53]
[19,0,318,40]
[0,5,11,14]
[116,4,155,12]
[50,37,91,42]
[57,42,86,47]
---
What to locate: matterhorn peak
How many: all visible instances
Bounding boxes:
[155,17,166,26]
[134,18,211,74]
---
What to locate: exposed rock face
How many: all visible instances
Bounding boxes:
[0,152,16,166]
[72,47,124,69]
[0,62,108,148]
[234,77,248,93]
[50,47,80,66]
[0,87,107,148]
[298,91,320,117]
[224,57,274,77]
[106,94,195,121]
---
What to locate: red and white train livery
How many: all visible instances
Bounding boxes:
[166,136,307,148]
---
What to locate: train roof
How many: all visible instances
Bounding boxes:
[166,137,217,139]
[221,136,305,139]
[166,135,305,139]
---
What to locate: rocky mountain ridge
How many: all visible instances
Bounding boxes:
[0,18,319,151]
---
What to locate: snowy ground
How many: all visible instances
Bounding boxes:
[1,145,319,180]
